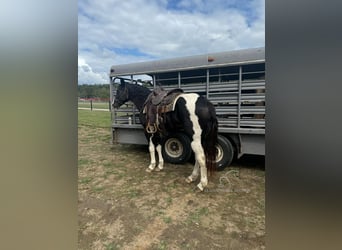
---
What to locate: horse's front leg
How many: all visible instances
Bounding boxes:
[146,135,157,172]
[154,144,164,171]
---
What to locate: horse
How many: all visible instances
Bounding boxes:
[112,79,218,191]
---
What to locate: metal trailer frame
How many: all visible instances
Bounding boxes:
[109,47,265,164]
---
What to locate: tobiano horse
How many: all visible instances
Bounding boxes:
[112,79,218,191]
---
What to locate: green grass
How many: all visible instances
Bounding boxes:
[105,242,120,250]
[162,216,172,224]
[186,207,209,225]
[78,109,111,128]
[166,196,173,205]
[157,240,168,250]
[126,188,141,198]
[78,158,93,166]
[92,186,105,192]
[79,177,93,184]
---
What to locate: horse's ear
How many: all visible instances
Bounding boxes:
[120,79,126,86]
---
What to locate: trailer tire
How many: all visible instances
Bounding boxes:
[162,133,192,164]
[216,135,234,171]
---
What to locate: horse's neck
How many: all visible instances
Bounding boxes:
[127,85,150,111]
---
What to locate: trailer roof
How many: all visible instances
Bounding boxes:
[110,47,265,77]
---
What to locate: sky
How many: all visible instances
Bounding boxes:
[78,0,264,84]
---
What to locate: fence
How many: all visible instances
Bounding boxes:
[78,99,111,111]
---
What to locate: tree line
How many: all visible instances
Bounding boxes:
[78,84,110,100]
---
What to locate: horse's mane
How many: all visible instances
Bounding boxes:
[127,84,151,96]
[126,83,151,110]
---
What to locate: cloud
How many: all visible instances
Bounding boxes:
[78,0,264,84]
[78,57,108,84]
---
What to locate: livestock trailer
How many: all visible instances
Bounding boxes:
[109,47,265,170]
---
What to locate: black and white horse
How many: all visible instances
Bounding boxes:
[112,80,218,191]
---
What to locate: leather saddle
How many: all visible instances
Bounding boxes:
[143,86,183,133]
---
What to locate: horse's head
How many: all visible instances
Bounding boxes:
[112,79,129,109]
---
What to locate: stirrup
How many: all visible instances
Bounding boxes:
[146,124,157,134]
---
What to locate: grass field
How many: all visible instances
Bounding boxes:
[78,110,265,249]
[78,109,111,128]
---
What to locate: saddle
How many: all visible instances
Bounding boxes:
[143,86,183,133]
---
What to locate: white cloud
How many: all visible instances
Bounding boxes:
[78,0,265,84]
[78,57,108,84]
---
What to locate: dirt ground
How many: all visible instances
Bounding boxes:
[78,125,265,250]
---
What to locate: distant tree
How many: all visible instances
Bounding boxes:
[78,84,110,99]
[95,86,110,99]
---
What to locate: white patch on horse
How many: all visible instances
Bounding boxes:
[155,144,164,171]
[186,161,200,183]
[183,93,208,191]
[146,136,156,172]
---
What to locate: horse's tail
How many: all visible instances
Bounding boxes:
[203,108,218,176]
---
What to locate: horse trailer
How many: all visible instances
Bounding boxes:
[109,47,265,170]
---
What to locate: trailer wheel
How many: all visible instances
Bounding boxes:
[216,135,234,171]
[162,133,192,164]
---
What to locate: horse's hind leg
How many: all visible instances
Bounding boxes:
[186,161,199,183]
[190,138,208,191]
[146,135,157,172]
[198,156,208,191]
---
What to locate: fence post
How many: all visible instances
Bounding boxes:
[90,100,93,111]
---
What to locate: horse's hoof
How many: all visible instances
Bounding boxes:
[185,177,193,183]
[197,183,204,191]
[146,168,153,173]
[155,167,163,172]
